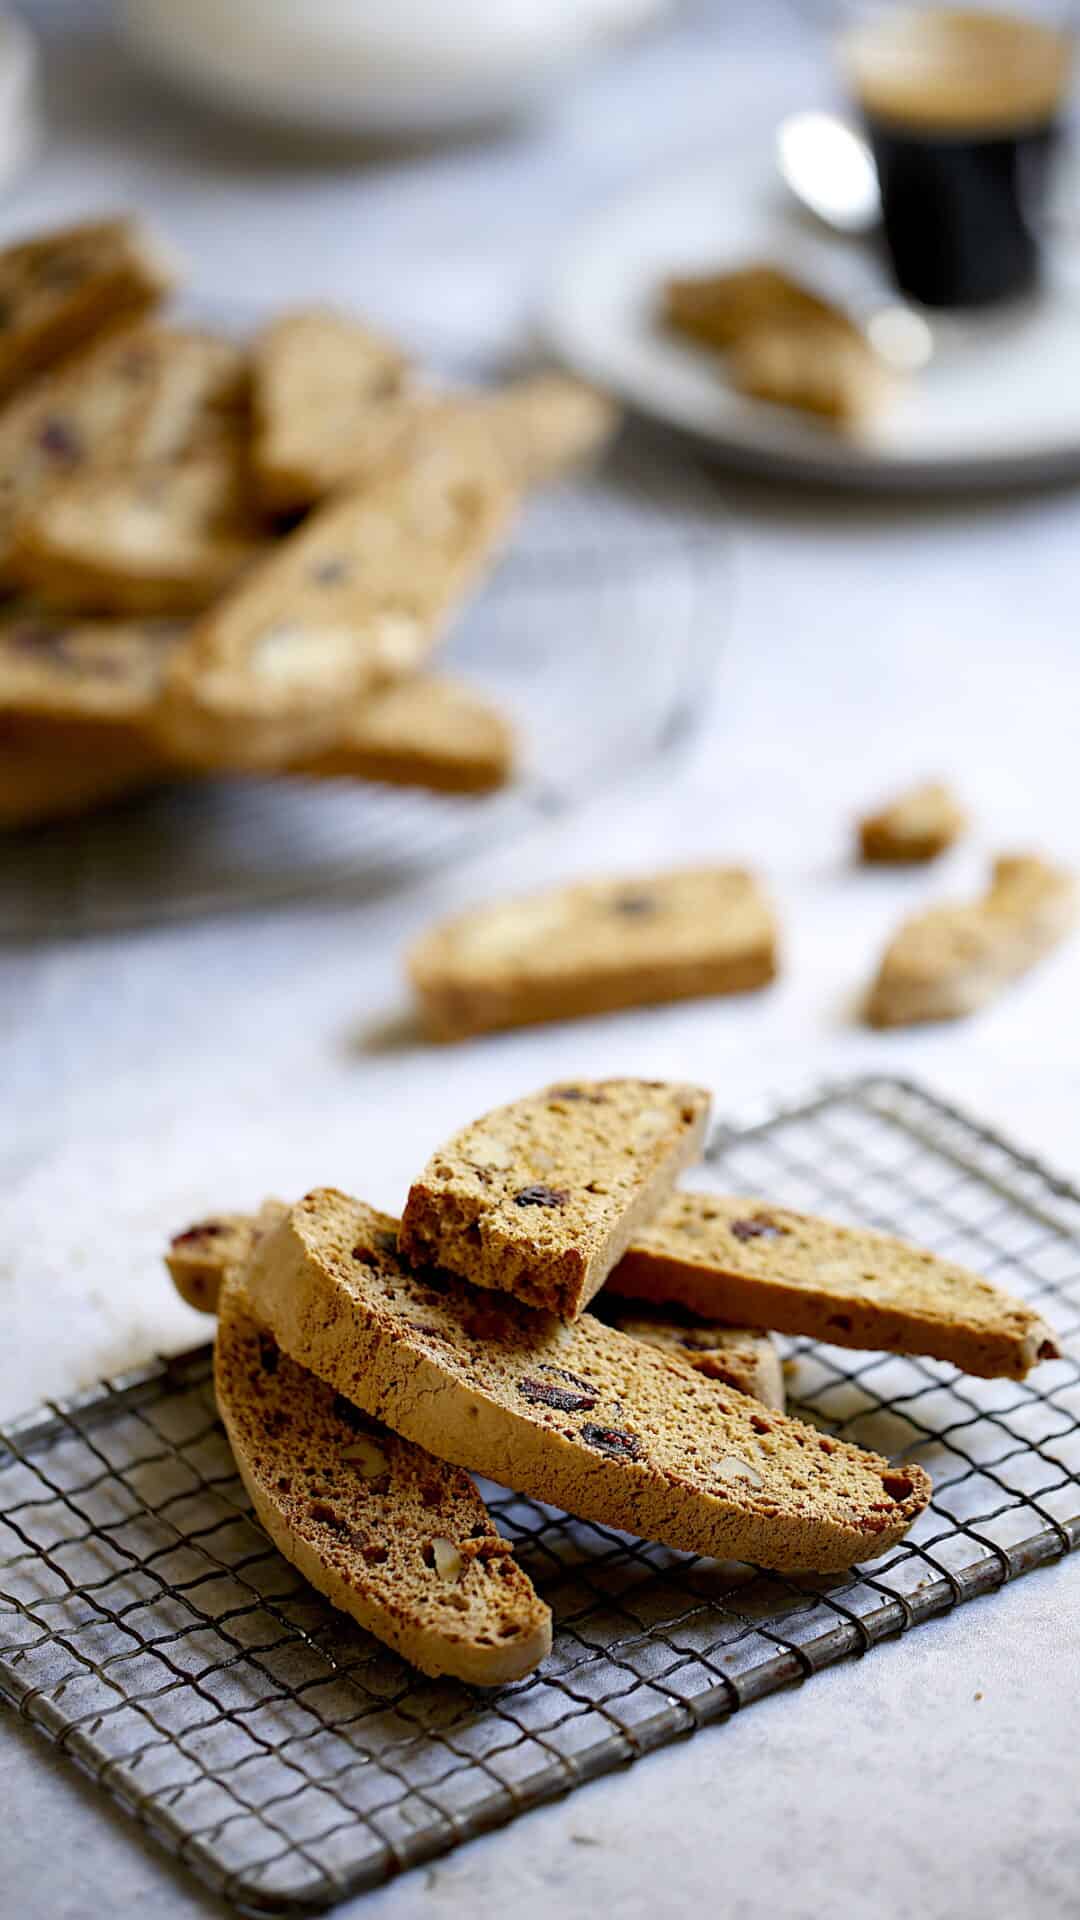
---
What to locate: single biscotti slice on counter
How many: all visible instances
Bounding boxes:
[216,1263,551,1685]
[246,1190,931,1573]
[251,306,410,514]
[858,779,967,864]
[400,1078,711,1318]
[292,674,515,795]
[408,866,778,1040]
[156,428,518,769]
[866,853,1076,1028]
[0,214,173,403]
[607,1193,1059,1380]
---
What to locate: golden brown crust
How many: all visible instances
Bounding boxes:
[859,781,967,864]
[0,714,162,829]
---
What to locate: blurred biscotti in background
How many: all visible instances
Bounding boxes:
[858,779,967,864]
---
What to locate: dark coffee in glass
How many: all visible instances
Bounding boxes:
[843,7,1071,307]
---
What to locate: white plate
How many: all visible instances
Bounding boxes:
[544,142,1080,490]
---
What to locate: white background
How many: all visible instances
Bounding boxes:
[2,3,1079,1915]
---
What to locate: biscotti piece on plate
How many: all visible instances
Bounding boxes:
[247,1190,931,1573]
[866,853,1076,1027]
[8,441,264,616]
[216,1264,551,1685]
[251,306,410,514]
[0,611,180,733]
[608,1192,1060,1380]
[0,215,173,403]
[859,780,967,864]
[663,264,846,353]
[293,674,515,795]
[0,717,162,829]
[401,1078,710,1318]
[156,428,518,769]
[409,866,778,1040]
[599,1301,785,1409]
[729,322,888,428]
[416,373,619,491]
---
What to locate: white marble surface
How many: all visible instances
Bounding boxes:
[3,4,1080,1915]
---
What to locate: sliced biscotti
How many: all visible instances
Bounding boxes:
[598,1301,784,1409]
[414,373,619,491]
[251,306,410,514]
[607,1193,1059,1380]
[400,1078,711,1318]
[292,674,515,795]
[156,429,518,770]
[0,215,173,402]
[866,853,1076,1027]
[0,611,180,733]
[663,264,846,354]
[859,780,967,864]
[247,1190,931,1573]
[409,866,778,1041]
[216,1264,551,1685]
[729,321,888,427]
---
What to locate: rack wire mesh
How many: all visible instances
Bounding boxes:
[1,1075,1078,1914]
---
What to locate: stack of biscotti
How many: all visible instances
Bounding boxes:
[161,1072,1076,1687]
[0,215,619,827]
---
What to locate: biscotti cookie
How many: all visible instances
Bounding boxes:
[729,322,887,427]
[0,716,162,829]
[8,441,264,615]
[401,1078,710,1318]
[251,306,410,514]
[0,611,179,731]
[0,215,173,402]
[866,853,1077,1027]
[408,866,778,1040]
[859,780,967,864]
[167,1209,265,1312]
[663,264,847,354]
[599,1301,785,1408]
[156,428,518,769]
[247,1190,931,1573]
[415,373,619,491]
[294,674,515,795]
[216,1262,551,1685]
[607,1193,1060,1381]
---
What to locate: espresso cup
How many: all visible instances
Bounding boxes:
[841,6,1072,307]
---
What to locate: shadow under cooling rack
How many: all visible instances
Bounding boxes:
[1,1076,1078,1912]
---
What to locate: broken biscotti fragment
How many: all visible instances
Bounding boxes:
[293,674,515,795]
[216,1262,551,1685]
[408,865,779,1040]
[606,1192,1060,1380]
[251,305,411,514]
[167,1208,267,1313]
[866,853,1076,1027]
[155,427,518,769]
[663,264,845,353]
[728,322,889,428]
[0,214,174,403]
[859,780,967,864]
[400,1078,711,1318]
[246,1189,931,1573]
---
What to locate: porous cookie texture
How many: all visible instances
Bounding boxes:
[251,306,410,514]
[294,674,515,795]
[609,1192,1059,1380]
[663,264,847,353]
[8,440,264,615]
[215,1266,551,1685]
[0,215,173,402]
[400,1078,711,1319]
[859,780,967,864]
[728,322,887,427]
[408,866,778,1040]
[157,428,517,769]
[866,853,1076,1027]
[597,1302,785,1410]
[246,1190,931,1573]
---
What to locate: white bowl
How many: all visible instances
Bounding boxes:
[117,0,672,136]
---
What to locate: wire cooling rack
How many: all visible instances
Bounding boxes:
[1,1076,1078,1914]
[0,430,725,940]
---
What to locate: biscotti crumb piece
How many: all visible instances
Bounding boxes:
[607,1193,1059,1381]
[293,675,515,795]
[400,1077,710,1318]
[409,865,778,1040]
[866,853,1076,1027]
[251,306,410,514]
[859,781,967,864]
[0,215,174,404]
[598,1300,785,1408]
[247,1189,932,1574]
[663,264,844,353]
[216,1263,551,1685]
[729,321,889,427]
[167,1210,262,1313]
[155,428,518,770]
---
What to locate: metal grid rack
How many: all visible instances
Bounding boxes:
[1,1076,1078,1913]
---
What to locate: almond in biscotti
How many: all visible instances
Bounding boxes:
[408,865,778,1040]
[399,1078,711,1318]
[866,853,1076,1027]
[859,780,967,864]
[245,1189,932,1574]
[607,1192,1059,1381]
